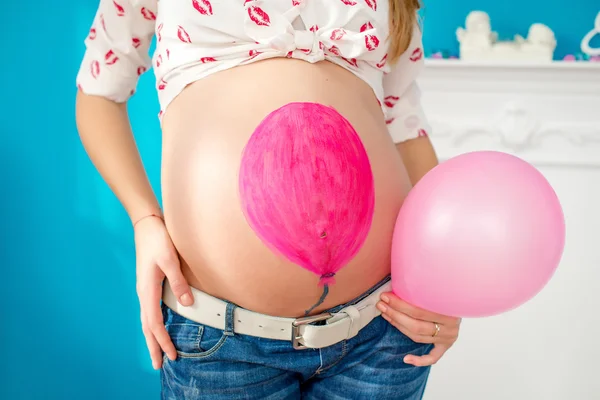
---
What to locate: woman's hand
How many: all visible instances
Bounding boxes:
[377,292,461,367]
[134,215,194,370]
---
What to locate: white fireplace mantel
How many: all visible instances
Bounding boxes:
[418,60,600,168]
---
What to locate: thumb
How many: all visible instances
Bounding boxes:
[161,259,194,307]
[404,344,447,367]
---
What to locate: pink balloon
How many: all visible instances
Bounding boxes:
[391,151,565,318]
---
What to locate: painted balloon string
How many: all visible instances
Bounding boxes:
[304,272,336,316]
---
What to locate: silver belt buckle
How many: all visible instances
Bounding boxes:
[291,312,333,350]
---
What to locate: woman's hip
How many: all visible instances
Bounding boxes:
[160,275,432,399]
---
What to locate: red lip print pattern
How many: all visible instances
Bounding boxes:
[200,57,217,63]
[342,57,358,67]
[410,47,423,62]
[248,49,261,59]
[113,0,125,16]
[339,0,357,5]
[286,51,293,58]
[248,5,271,26]
[88,27,97,40]
[137,66,146,76]
[156,23,163,42]
[132,37,141,48]
[104,50,119,65]
[156,54,163,67]
[360,22,373,32]
[91,60,100,78]
[418,128,428,137]
[177,26,191,43]
[365,34,379,51]
[384,95,399,108]
[328,45,341,56]
[192,0,213,16]
[310,25,318,32]
[292,0,301,5]
[99,14,106,31]
[385,118,395,125]
[365,0,377,11]
[330,29,346,40]
[158,78,167,90]
[141,7,156,20]
[166,49,170,59]
[376,54,387,68]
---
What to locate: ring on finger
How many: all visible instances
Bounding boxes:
[431,322,440,338]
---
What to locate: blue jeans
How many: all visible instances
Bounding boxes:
[160,276,433,399]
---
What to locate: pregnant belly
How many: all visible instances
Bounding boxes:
[161,58,412,317]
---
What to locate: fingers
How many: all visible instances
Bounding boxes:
[144,276,178,363]
[404,344,449,367]
[378,301,458,340]
[380,292,459,326]
[382,313,436,344]
[141,313,165,370]
[160,256,194,307]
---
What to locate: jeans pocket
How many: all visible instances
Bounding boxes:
[163,306,229,359]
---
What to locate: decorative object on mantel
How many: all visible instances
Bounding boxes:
[579,11,600,61]
[456,11,556,62]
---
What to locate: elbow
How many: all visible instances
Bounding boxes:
[75,89,127,135]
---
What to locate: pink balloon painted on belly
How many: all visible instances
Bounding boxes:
[239,102,375,286]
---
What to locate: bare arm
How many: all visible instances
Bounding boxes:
[75,0,160,222]
[382,22,437,185]
[75,92,161,223]
[75,0,193,371]
[395,136,438,186]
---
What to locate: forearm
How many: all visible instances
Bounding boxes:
[395,136,439,186]
[75,91,161,224]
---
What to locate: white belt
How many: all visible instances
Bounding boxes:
[162,279,391,350]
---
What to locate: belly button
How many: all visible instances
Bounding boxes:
[320,231,327,238]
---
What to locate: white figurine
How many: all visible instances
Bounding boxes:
[581,12,600,56]
[510,23,556,60]
[457,11,556,62]
[456,11,497,51]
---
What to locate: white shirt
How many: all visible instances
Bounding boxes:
[76,0,430,143]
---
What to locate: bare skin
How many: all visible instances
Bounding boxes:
[161,59,412,317]
[75,58,456,371]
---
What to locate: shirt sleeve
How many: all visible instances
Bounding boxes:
[382,24,431,144]
[76,0,158,103]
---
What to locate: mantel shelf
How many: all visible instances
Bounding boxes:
[418,60,600,167]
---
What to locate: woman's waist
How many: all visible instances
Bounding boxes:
[177,247,393,317]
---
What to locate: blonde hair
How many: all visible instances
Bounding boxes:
[388,0,421,63]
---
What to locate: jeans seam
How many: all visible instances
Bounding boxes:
[306,349,325,380]
[315,340,348,375]
[175,334,229,359]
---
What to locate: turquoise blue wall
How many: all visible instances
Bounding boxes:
[1,1,597,399]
